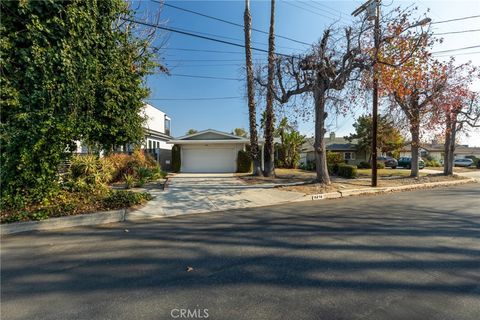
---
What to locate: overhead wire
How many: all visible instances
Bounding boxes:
[431,14,480,24]
[121,17,294,57]
[159,1,312,46]
[148,96,243,101]
[434,29,480,36]
[431,45,480,54]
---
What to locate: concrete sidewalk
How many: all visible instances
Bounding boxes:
[422,168,480,182]
[127,173,305,220]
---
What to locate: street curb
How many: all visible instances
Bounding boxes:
[0,209,126,236]
[300,178,474,202]
[1,178,474,235]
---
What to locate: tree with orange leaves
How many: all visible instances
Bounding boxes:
[377,18,447,177]
[428,61,480,175]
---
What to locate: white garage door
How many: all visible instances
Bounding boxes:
[182,147,236,173]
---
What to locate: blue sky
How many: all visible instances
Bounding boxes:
[135,0,480,146]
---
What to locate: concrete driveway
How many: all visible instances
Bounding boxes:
[128,173,305,220]
[2,184,479,320]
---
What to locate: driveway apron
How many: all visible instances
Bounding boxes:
[127,173,305,220]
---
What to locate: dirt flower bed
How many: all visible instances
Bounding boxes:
[279,174,468,194]
[0,189,152,224]
[237,168,317,185]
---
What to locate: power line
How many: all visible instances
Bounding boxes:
[160,59,248,62]
[167,73,242,81]
[157,47,263,54]
[159,1,312,46]
[312,0,348,17]
[431,44,480,54]
[297,1,341,18]
[148,96,243,101]
[282,0,340,21]
[168,64,243,67]
[433,50,480,57]
[431,14,480,24]
[298,1,349,22]
[121,17,293,58]
[170,25,301,51]
[434,29,480,36]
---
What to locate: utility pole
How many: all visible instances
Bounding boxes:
[352,0,380,187]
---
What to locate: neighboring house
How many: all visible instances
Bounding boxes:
[142,103,172,152]
[400,141,480,162]
[168,129,270,173]
[141,103,173,170]
[75,103,173,170]
[299,133,368,166]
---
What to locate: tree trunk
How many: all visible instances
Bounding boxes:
[263,0,276,177]
[314,86,331,184]
[448,117,458,174]
[243,0,262,176]
[410,119,420,178]
[443,116,453,175]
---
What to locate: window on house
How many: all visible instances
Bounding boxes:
[157,141,160,148]
[344,152,355,160]
[148,140,152,150]
[165,118,171,136]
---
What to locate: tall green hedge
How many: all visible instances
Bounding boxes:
[237,150,252,173]
[0,0,159,207]
[172,145,181,172]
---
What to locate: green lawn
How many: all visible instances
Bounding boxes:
[357,168,428,177]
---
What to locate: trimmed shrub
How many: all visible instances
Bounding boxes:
[172,145,181,173]
[337,164,358,179]
[124,174,135,189]
[103,190,152,208]
[106,153,132,181]
[69,155,114,185]
[327,151,343,165]
[136,167,153,187]
[377,162,385,169]
[237,150,252,173]
[327,164,335,175]
[357,161,371,169]
[105,150,158,183]
[305,160,316,171]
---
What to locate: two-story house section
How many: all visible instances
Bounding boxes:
[142,103,172,151]
[142,103,173,170]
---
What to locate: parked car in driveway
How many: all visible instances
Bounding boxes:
[377,156,398,169]
[454,158,473,167]
[398,157,425,169]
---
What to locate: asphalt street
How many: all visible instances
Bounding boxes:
[1,183,480,320]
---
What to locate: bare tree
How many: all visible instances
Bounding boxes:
[258,27,367,184]
[244,0,262,176]
[263,0,276,177]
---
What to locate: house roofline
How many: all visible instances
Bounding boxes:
[174,129,246,141]
[168,139,263,145]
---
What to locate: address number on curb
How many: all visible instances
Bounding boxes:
[312,194,325,200]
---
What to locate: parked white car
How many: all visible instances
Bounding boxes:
[453,158,473,167]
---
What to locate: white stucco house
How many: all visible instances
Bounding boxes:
[142,103,172,152]
[168,129,268,173]
[74,103,173,169]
